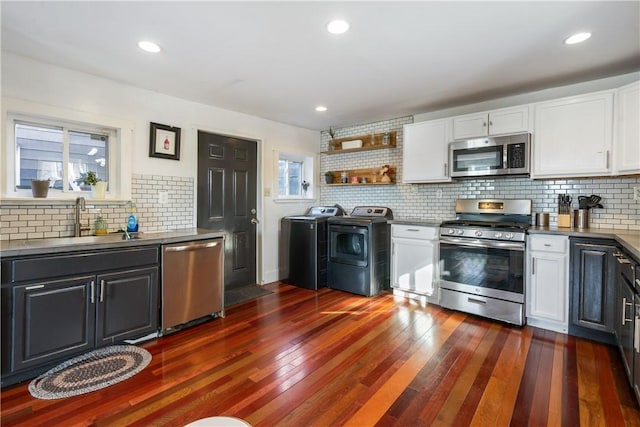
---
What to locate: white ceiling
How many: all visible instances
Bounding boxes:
[2,1,639,131]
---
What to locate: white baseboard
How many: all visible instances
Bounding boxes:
[526,317,568,334]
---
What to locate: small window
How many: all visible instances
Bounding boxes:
[278,159,303,196]
[276,150,315,199]
[12,119,112,195]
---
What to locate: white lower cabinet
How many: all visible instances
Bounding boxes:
[391,225,439,304]
[527,234,569,333]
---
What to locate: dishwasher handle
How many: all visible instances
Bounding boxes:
[164,241,220,252]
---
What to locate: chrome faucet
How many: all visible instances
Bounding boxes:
[74,197,90,237]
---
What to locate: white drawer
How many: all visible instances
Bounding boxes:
[391,224,438,240]
[528,234,568,253]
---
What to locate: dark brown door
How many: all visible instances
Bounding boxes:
[197,131,258,289]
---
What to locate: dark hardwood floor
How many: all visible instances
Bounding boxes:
[2,282,639,426]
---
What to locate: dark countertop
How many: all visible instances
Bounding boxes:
[0,228,225,258]
[388,218,639,260]
[388,218,443,227]
[528,226,640,260]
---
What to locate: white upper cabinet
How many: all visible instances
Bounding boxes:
[452,105,530,140]
[615,81,640,175]
[532,91,614,178]
[403,119,452,183]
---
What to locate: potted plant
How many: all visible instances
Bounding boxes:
[324,171,334,184]
[77,171,107,198]
[301,180,310,196]
[328,127,336,151]
[30,178,50,198]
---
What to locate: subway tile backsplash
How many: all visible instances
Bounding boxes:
[1,121,638,242]
[320,117,640,230]
[0,174,194,241]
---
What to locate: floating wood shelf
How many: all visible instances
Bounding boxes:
[324,167,395,185]
[321,131,397,154]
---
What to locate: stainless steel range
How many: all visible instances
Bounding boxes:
[439,199,532,325]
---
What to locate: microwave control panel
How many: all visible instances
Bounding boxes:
[506,143,527,169]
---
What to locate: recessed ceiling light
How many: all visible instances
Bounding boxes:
[138,40,161,53]
[564,32,591,45]
[315,106,328,112]
[327,19,349,35]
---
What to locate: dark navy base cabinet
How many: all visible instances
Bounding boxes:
[1,247,159,387]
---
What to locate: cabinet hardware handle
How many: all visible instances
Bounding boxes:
[90,281,95,304]
[606,150,610,169]
[406,229,420,232]
[622,297,633,324]
[617,257,631,264]
[25,284,45,290]
[543,243,551,247]
[531,257,535,275]
[444,163,448,176]
[634,316,640,353]
[468,297,487,304]
[489,120,493,127]
[635,317,640,353]
[100,280,105,302]
[483,122,487,128]
[165,241,219,252]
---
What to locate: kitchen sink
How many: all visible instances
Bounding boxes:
[75,232,143,242]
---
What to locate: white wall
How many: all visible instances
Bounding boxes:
[1,52,320,284]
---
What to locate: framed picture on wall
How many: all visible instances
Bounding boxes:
[149,122,181,160]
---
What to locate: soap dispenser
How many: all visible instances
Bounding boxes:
[127,203,138,232]
[94,209,108,235]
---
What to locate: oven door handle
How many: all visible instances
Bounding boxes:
[440,236,525,251]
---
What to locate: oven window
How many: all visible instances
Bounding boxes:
[452,146,503,172]
[329,226,368,267]
[440,243,524,294]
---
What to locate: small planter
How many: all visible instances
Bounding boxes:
[92,181,108,199]
[31,180,50,198]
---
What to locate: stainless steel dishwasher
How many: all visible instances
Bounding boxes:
[161,238,224,333]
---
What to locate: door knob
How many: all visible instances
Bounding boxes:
[251,218,259,225]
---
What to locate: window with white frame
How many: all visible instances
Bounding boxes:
[15,121,110,192]
[276,151,314,199]
[5,113,118,198]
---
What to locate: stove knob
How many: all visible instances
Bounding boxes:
[448,229,455,235]
[505,233,513,239]
[495,232,503,238]
[475,230,483,237]
[456,229,464,235]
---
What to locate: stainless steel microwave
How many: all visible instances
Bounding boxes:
[449,133,530,178]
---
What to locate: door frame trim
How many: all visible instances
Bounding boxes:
[192,126,263,286]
